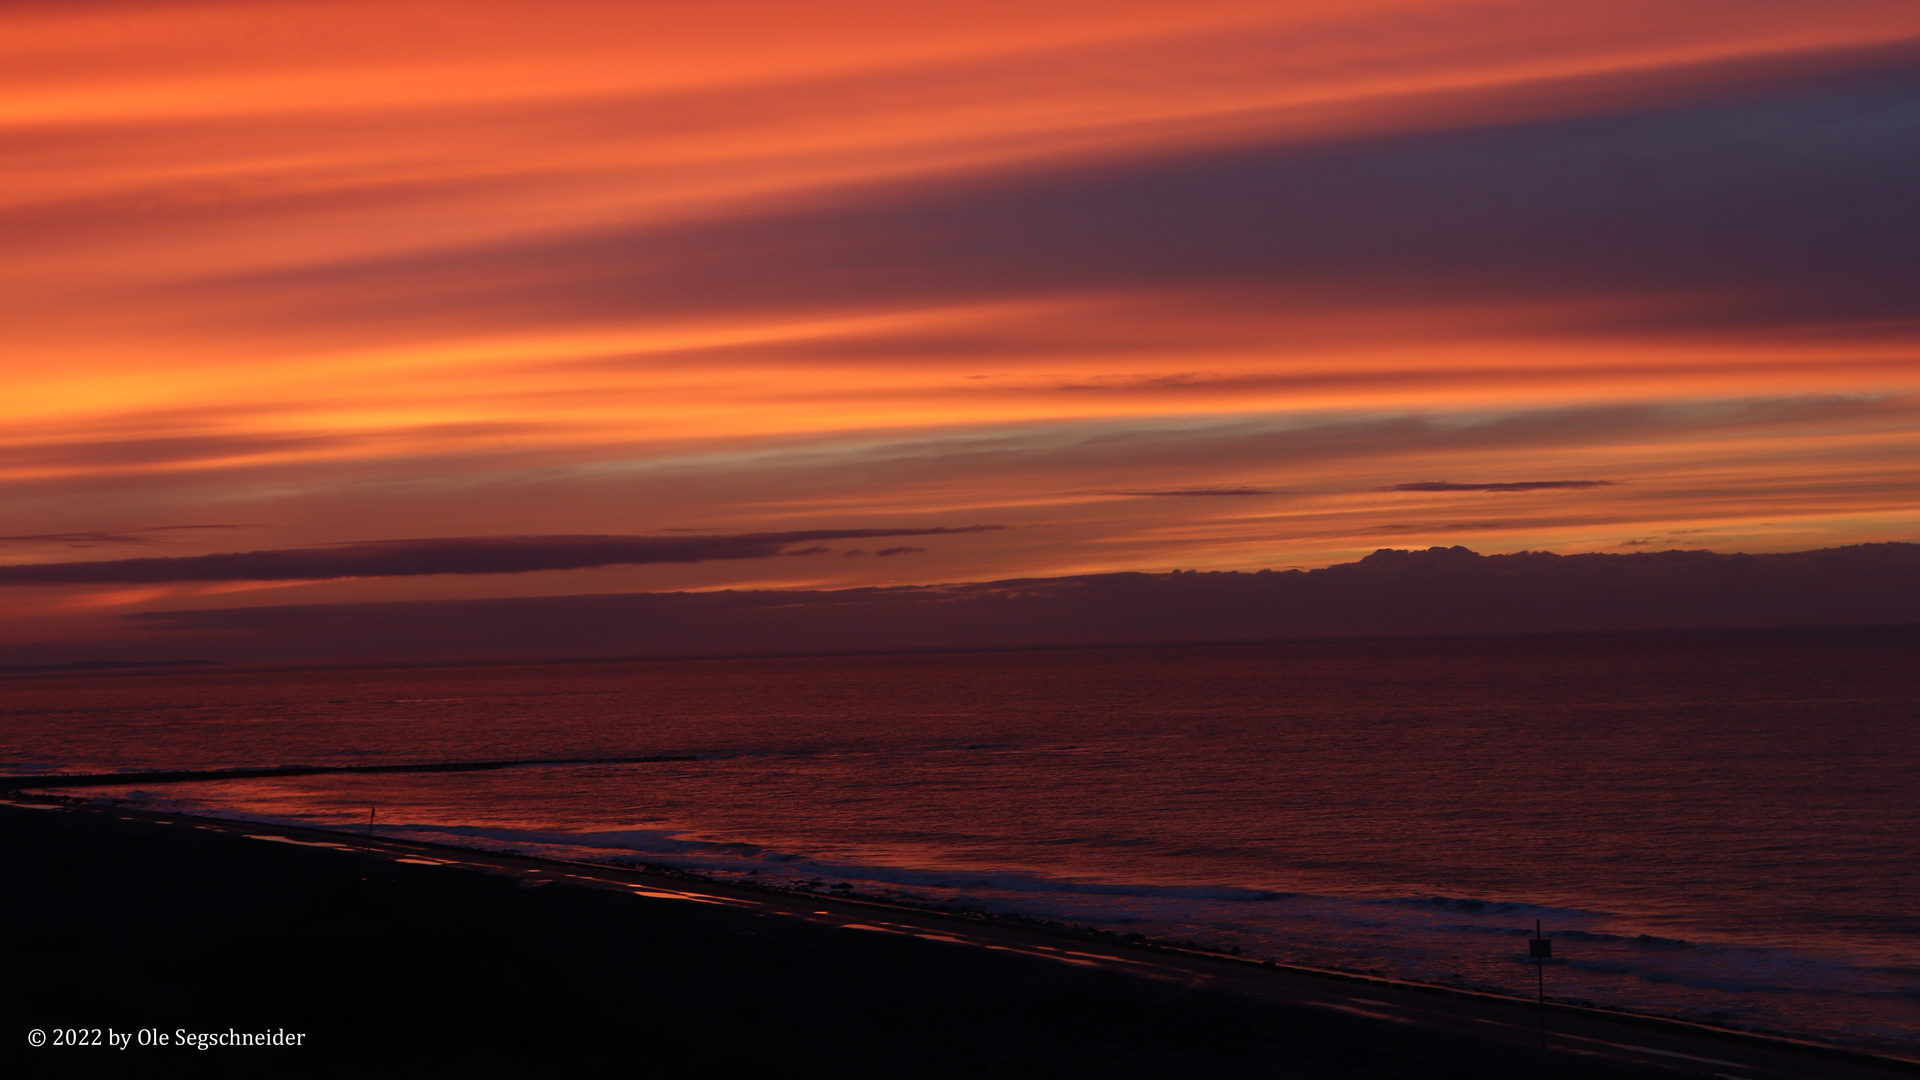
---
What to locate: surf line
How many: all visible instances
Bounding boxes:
[0,755,698,789]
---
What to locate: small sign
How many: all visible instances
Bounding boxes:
[1529,938,1552,959]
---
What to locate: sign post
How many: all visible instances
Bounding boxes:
[1529,919,1552,1050]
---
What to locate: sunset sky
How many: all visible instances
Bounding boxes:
[5,0,1919,651]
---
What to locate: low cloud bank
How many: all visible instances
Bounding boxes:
[14,542,1916,667]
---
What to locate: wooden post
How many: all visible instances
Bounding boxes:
[1528,919,1552,1050]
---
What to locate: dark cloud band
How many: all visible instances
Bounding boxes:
[1387,481,1615,492]
[0,527,999,585]
[1100,488,1275,497]
[0,525,244,547]
[211,46,1920,346]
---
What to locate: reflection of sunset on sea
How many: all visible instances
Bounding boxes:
[3,0,1918,649]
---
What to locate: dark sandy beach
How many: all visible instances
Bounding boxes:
[4,800,1911,1079]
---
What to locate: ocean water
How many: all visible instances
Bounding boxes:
[4,628,1917,1053]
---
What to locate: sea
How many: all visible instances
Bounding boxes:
[4,627,1916,1054]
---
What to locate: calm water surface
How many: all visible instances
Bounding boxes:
[5,628,1916,1052]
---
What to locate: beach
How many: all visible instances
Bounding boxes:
[7,799,1911,1079]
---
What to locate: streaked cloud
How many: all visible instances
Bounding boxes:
[0,525,244,548]
[1386,481,1615,492]
[2,0,1917,643]
[0,528,998,585]
[1100,488,1277,497]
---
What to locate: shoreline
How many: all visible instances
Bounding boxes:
[347,819,1920,1069]
[8,796,1913,1078]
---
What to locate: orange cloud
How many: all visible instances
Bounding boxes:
[3,0,1918,637]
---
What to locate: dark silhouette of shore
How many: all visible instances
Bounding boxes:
[9,542,1917,668]
[9,802,1909,1079]
[0,755,695,790]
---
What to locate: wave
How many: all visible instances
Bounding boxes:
[1383,894,1594,920]
[446,820,1908,997]
[386,822,1297,902]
